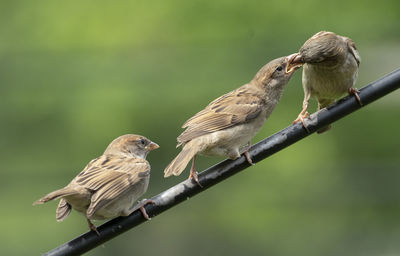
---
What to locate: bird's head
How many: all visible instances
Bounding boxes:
[253,55,301,90]
[104,134,159,159]
[286,31,359,69]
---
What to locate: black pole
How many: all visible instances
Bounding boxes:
[45,69,400,256]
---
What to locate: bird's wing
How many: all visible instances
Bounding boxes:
[73,155,150,217]
[177,85,263,144]
[346,39,361,66]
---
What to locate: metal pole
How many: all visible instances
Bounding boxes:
[45,69,400,256]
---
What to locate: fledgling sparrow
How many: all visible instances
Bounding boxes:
[288,31,361,133]
[164,56,301,185]
[33,134,159,235]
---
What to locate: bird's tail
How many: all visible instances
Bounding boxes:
[317,98,335,134]
[56,198,72,222]
[164,140,200,178]
[33,187,77,206]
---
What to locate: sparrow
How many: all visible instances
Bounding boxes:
[33,134,159,235]
[288,31,361,133]
[164,55,301,186]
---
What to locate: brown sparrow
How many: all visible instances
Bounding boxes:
[164,56,300,185]
[288,31,361,133]
[33,134,159,235]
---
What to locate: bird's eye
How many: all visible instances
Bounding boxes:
[276,66,283,72]
[139,139,146,145]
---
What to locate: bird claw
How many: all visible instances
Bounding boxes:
[189,170,203,188]
[242,142,255,165]
[293,112,310,133]
[130,199,156,220]
[87,219,100,236]
[348,88,362,106]
[244,151,255,165]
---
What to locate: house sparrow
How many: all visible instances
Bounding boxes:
[33,134,159,235]
[288,31,361,133]
[164,56,300,186]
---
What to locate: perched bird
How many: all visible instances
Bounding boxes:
[288,31,361,133]
[33,134,159,235]
[164,56,301,185]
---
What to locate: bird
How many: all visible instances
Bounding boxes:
[33,134,159,235]
[164,55,301,186]
[287,31,361,133]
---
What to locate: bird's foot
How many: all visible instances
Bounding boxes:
[349,88,362,106]
[241,142,255,165]
[293,112,310,133]
[130,199,156,220]
[189,169,203,188]
[244,151,255,165]
[87,218,100,236]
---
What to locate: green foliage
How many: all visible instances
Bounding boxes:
[1,0,399,255]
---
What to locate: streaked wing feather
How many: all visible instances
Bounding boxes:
[178,86,263,143]
[73,156,150,217]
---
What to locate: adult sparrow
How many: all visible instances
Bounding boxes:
[164,56,300,185]
[33,134,159,235]
[288,31,361,133]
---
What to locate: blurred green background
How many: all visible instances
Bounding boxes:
[1,0,399,255]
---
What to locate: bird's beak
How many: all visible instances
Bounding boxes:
[285,53,304,74]
[145,142,160,151]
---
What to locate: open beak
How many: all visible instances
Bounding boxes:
[145,142,160,151]
[285,53,304,74]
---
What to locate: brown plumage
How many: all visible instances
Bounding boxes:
[288,31,361,133]
[164,56,300,185]
[33,134,159,235]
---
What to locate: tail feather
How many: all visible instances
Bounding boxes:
[317,98,334,134]
[164,141,199,177]
[33,187,77,206]
[56,198,72,222]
